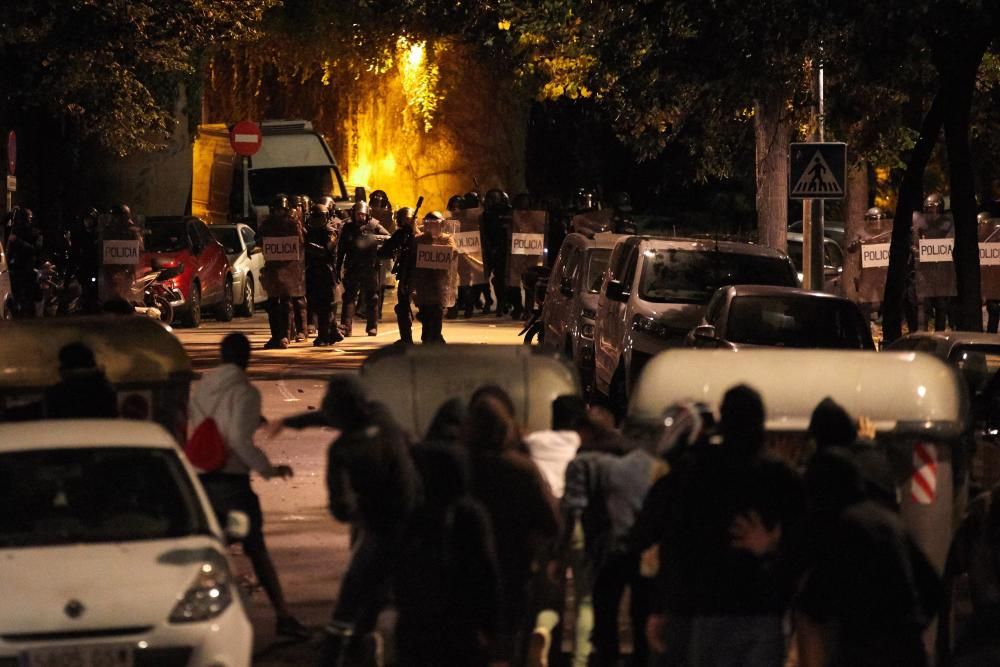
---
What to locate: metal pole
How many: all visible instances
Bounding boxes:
[242,156,250,219]
[807,57,826,291]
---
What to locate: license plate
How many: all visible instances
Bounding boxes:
[22,645,133,667]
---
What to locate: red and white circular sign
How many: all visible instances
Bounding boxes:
[229,120,262,157]
[7,130,16,176]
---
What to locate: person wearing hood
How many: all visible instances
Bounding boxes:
[188,333,308,639]
[44,342,118,418]
[269,375,419,666]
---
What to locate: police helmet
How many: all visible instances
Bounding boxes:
[352,200,370,220]
[396,207,415,226]
[296,195,312,212]
[574,189,595,211]
[512,192,532,210]
[310,203,328,216]
[110,203,132,220]
[463,191,481,209]
[924,193,944,214]
[979,211,993,225]
[423,210,445,223]
[270,194,290,212]
[484,189,510,210]
[447,195,464,212]
[864,206,886,220]
[316,195,335,209]
[369,190,391,210]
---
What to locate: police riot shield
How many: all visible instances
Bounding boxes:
[853,218,893,304]
[980,218,1000,300]
[915,211,957,299]
[450,208,486,287]
[508,209,546,287]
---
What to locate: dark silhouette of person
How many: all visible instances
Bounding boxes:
[44,343,118,419]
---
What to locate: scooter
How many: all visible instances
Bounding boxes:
[518,266,550,345]
[129,268,178,324]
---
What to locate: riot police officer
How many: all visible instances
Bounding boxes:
[378,207,418,344]
[99,203,143,308]
[916,193,955,331]
[305,204,344,347]
[337,201,390,336]
[482,189,512,317]
[69,208,101,313]
[6,206,43,317]
[411,211,458,344]
[259,194,305,349]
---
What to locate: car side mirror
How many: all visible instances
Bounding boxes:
[694,324,718,343]
[824,265,842,279]
[225,510,250,540]
[560,277,573,296]
[250,245,262,256]
[606,279,628,302]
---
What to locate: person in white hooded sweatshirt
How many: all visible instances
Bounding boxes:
[189,332,310,639]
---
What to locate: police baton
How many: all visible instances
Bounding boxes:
[411,196,424,227]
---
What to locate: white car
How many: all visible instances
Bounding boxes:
[0,420,253,667]
[208,223,267,317]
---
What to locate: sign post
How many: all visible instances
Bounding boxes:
[5,130,15,215]
[229,121,263,219]
[789,141,846,290]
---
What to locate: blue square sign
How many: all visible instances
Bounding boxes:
[789,142,847,200]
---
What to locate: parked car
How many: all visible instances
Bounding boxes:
[143,216,234,327]
[541,231,624,393]
[788,219,846,248]
[208,222,267,317]
[786,231,844,294]
[686,284,875,350]
[593,235,799,409]
[0,238,11,320]
[0,419,253,666]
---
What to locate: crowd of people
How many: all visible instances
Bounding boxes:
[165,329,1000,667]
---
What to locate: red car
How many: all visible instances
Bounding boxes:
[142,216,234,327]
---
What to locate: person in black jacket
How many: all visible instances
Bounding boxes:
[304,205,344,347]
[268,375,419,667]
[337,201,390,336]
[377,207,417,344]
[44,343,118,419]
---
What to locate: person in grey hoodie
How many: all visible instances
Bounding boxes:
[189,332,309,639]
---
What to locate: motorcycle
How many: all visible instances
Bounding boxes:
[518,266,550,345]
[129,267,179,324]
[37,261,82,317]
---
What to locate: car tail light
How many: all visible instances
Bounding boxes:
[168,551,233,623]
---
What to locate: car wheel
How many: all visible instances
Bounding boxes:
[216,277,235,322]
[237,276,255,317]
[182,283,202,328]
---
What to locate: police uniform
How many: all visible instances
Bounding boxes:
[338,203,390,336]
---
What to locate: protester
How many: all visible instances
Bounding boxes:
[462,390,561,663]
[188,333,308,639]
[269,375,419,666]
[649,385,804,667]
[524,395,587,498]
[44,342,118,418]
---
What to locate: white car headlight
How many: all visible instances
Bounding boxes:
[169,551,233,623]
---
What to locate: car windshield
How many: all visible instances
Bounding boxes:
[249,167,337,205]
[209,227,241,255]
[639,249,796,304]
[587,249,611,293]
[726,295,870,349]
[144,222,189,252]
[0,447,210,548]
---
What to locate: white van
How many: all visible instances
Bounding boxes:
[628,348,968,571]
[192,120,351,227]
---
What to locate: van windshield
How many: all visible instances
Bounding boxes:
[639,249,797,303]
[249,167,341,205]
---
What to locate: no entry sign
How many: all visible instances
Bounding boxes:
[229,120,262,157]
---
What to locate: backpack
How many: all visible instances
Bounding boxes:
[185,393,228,472]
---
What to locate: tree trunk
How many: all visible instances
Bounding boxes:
[943,53,986,332]
[882,94,944,343]
[754,98,791,252]
[842,160,869,303]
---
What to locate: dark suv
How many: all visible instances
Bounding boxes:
[142,217,234,327]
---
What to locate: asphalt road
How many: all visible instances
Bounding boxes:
[173,303,526,665]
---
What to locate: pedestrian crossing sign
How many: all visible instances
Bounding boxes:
[789,142,847,200]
